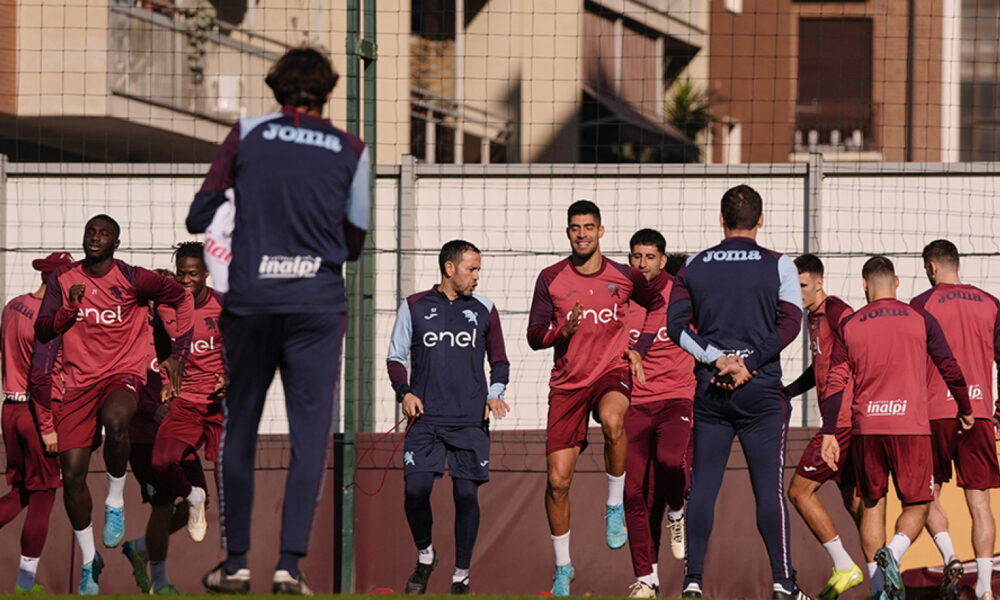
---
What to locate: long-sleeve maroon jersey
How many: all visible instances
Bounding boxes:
[157,288,225,405]
[911,283,1000,420]
[626,272,696,403]
[809,296,855,430]
[822,297,970,435]
[34,260,194,392]
[2,294,42,401]
[527,256,665,391]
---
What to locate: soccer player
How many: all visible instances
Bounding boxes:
[0,252,72,593]
[121,298,201,595]
[666,185,806,600]
[527,200,666,596]
[32,214,194,595]
[187,47,369,595]
[910,240,1000,600]
[820,256,974,600]
[783,254,863,600]
[623,229,696,598]
[151,242,224,543]
[387,240,510,595]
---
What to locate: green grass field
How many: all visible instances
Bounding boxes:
[28,596,671,600]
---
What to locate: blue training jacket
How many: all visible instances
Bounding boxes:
[187,107,369,315]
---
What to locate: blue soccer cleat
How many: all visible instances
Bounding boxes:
[103,505,125,548]
[875,547,904,600]
[552,563,575,597]
[605,503,628,549]
[122,538,151,592]
[78,552,104,595]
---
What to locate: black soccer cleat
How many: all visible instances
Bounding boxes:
[451,579,470,595]
[202,561,251,594]
[272,570,313,595]
[941,558,964,600]
[405,552,438,595]
[773,586,814,600]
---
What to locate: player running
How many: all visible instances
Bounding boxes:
[151,242,224,544]
[187,47,368,594]
[783,254,863,600]
[122,291,204,595]
[527,200,666,596]
[666,185,807,600]
[387,240,510,595]
[910,240,1000,600]
[820,256,974,600]
[623,229,695,598]
[0,252,72,593]
[33,214,194,595]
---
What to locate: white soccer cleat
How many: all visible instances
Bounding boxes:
[668,514,686,559]
[629,581,659,598]
[187,486,208,542]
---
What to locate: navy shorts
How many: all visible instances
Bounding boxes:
[403,419,490,482]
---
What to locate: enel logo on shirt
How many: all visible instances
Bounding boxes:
[570,304,620,325]
[423,329,477,348]
[76,306,123,325]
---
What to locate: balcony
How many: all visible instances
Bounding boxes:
[109,1,287,126]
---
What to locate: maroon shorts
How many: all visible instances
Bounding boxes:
[547,367,631,455]
[2,402,61,490]
[130,442,206,506]
[795,427,854,486]
[930,418,1000,490]
[156,399,223,462]
[57,374,143,452]
[852,434,933,504]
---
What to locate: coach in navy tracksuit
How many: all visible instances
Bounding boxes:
[387,240,510,596]
[667,185,805,600]
[186,48,369,595]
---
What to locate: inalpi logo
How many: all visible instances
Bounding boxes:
[702,249,762,263]
[261,123,343,153]
[867,398,908,416]
[947,384,984,401]
[423,329,477,348]
[570,304,620,325]
[258,255,322,279]
[192,337,218,354]
[76,305,124,325]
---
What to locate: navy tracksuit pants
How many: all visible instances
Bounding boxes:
[218,312,345,557]
[683,380,795,592]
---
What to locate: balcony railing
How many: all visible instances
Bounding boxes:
[109,1,289,124]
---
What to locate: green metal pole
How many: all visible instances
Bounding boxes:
[342,0,376,591]
[342,0,360,592]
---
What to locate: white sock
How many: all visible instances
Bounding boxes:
[774,583,793,594]
[17,555,39,590]
[551,531,571,566]
[136,535,149,559]
[866,561,877,578]
[638,573,658,587]
[150,559,170,590]
[933,532,956,563]
[976,558,993,598]
[452,568,469,584]
[418,544,435,565]
[187,486,205,506]
[74,524,96,564]
[822,536,855,571]
[667,508,684,521]
[652,563,659,582]
[106,473,126,508]
[888,532,912,564]
[606,473,625,506]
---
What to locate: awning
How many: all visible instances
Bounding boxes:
[581,83,700,163]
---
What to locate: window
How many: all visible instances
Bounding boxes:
[796,18,873,151]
